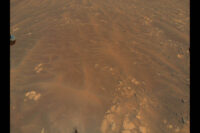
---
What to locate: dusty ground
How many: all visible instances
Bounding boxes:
[10,0,190,133]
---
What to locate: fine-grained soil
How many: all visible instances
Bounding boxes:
[10,0,190,133]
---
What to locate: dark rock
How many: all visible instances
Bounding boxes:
[181,117,185,124]
[181,99,185,103]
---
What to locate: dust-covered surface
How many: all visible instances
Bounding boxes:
[10,0,190,133]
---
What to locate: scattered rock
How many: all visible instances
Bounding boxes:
[131,78,140,85]
[177,54,183,59]
[110,105,116,112]
[181,117,186,124]
[25,91,41,101]
[119,81,123,85]
[34,63,43,73]
[168,124,173,129]
[163,119,167,124]
[136,113,141,120]
[41,128,45,133]
[122,130,131,133]
[27,32,32,35]
[157,72,161,76]
[109,67,113,71]
[127,87,131,90]
[13,27,19,32]
[139,126,147,133]
[101,88,106,91]
[123,119,135,130]
[181,99,185,103]
[175,127,180,132]
[94,64,99,68]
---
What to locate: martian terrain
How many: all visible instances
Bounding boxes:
[10,0,190,133]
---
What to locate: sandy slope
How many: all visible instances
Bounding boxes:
[10,0,190,133]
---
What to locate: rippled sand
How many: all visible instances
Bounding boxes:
[10,0,189,133]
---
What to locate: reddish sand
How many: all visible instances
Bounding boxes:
[10,0,190,133]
